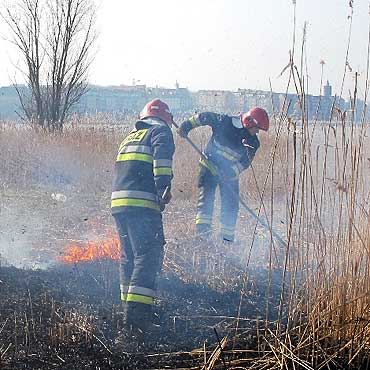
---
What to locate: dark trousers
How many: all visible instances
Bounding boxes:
[196,165,239,242]
[113,209,165,331]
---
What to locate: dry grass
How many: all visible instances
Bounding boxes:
[0,122,119,192]
[2,1,370,367]
[0,116,282,201]
[1,106,370,368]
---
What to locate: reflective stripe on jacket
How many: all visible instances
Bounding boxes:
[180,112,260,180]
[111,118,175,214]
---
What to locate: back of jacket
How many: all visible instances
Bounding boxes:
[111,118,175,214]
[180,112,260,179]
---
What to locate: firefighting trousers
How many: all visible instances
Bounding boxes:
[195,165,240,242]
[113,209,165,331]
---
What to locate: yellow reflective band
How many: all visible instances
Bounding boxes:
[196,218,212,225]
[111,199,160,211]
[213,140,241,160]
[126,293,154,305]
[230,165,241,178]
[120,129,148,148]
[189,116,200,128]
[116,153,153,163]
[216,149,237,161]
[121,293,127,302]
[196,213,212,220]
[199,158,218,175]
[153,167,172,176]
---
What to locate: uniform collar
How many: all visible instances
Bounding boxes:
[141,117,166,126]
[136,117,167,129]
[231,116,243,129]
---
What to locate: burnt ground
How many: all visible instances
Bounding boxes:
[0,181,288,369]
[2,191,369,369]
[3,180,368,369]
[0,260,282,370]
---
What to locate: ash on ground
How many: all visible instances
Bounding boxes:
[0,252,282,370]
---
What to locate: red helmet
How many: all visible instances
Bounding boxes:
[241,107,269,131]
[139,99,174,126]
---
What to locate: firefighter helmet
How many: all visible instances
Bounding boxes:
[139,99,174,126]
[241,107,269,131]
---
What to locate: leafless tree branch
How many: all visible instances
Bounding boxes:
[1,0,97,132]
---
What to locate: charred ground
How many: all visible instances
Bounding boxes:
[0,259,281,370]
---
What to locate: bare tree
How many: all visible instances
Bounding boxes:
[1,0,97,131]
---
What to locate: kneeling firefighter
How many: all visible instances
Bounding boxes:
[111,99,175,342]
[178,108,269,243]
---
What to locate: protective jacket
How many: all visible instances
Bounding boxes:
[180,112,260,179]
[111,118,175,214]
[180,112,260,242]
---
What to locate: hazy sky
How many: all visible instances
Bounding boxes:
[0,0,369,97]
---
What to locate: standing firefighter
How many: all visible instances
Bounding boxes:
[111,99,175,347]
[178,108,269,243]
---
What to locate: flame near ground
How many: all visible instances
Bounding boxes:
[60,232,120,263]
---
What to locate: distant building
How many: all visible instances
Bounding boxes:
[146,85,193,111]
[193,89,274,115]
[323,80,332,97]
[74,84,193,114]
[236,89,273,115]
[0,82,361,122]
[76,85,148,114]
[193,90,236,113]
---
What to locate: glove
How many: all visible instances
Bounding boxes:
[161,189,172,204]
[158,188,172,212]
[177,126,188,138]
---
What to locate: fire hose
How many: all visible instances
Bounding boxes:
[172,121,288,248]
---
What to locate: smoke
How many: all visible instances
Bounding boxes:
[0,238,31,268]
[0,204,49,269]
[0,207,31,267]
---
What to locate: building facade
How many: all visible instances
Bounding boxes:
[0,81,358,122]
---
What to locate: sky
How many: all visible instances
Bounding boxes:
[0,0,369,97]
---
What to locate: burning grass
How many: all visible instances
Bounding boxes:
[60,231,120,264]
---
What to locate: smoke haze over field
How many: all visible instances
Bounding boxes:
[0,205,33,267]
[0,0,369,97]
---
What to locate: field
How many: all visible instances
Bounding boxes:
[0,113,370,369]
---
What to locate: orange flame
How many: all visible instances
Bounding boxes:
[61,233,121,264]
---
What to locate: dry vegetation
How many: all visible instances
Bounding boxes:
[1,0,370,366]
[1,104,370,369]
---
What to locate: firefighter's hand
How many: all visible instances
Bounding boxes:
[161,189,172,204]
[159,188,172,212]
[159,195,171,212]
[177,126,187,138]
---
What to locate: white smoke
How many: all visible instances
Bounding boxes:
[0,203,49,269]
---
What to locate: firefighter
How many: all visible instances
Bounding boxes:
[178,108,269,243]
[111,99,175,346]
